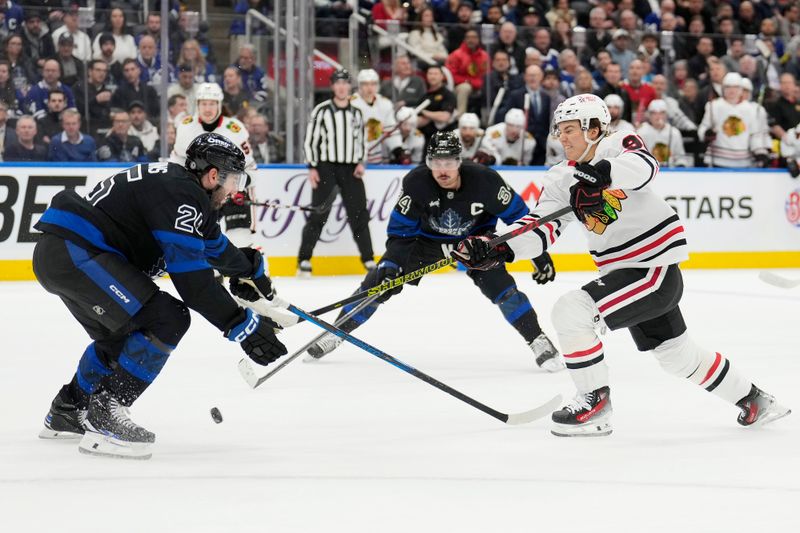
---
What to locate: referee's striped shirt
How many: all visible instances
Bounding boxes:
[304,99,366,166]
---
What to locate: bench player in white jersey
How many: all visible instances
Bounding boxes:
[452,93,790,436]
[170,82,257,248]
[456,112,499,165]
[381,106,425,165]
[636,99,691,167]
[483,108,534,165]
[351,69,403,164]
[603,94,635,134]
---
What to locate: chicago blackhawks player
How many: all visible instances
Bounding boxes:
[452,93,790,436]
[381,106,425,165]
[170,82,257,248]
[352,68,403,164]
[636,99,691,167]
[604,94,635,134]
[483,108,534,165]
[456,112,499,165]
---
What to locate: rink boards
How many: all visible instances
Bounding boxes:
[0,163,798,279]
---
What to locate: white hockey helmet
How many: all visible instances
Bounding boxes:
[396,106,417,129]
[458,112,480,129]
[723,72,743,88]
[647,99,667,113]
[357,69,380,84]
[196,82,224,103]
[603,94,625,112]
[552,93,611,162]
[740,77,754,92]
[505,108,526,127]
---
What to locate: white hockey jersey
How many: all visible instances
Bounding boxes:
[636,122,692,167]
[697,98,770,168]
[607,119,635,134]
[351,92,401,164]
[545,135,565,167]
[170,114,256,171]
[780,124,800,158]
[483,123,535,165]
[456,130,500,163]
[503,130,689,275]
[382,128,425,164]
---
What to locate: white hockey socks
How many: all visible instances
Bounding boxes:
[552,290,608,393]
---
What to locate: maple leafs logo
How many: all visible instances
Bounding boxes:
[429,208,474,236]
[584,190,627,235]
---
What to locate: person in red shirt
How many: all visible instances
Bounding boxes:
[620,59,656,127]
[445,28,489,116]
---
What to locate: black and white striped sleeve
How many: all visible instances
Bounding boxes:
[304,102,327,168]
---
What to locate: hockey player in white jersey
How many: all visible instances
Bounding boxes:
[352,69,403,164]
[456,112,499,165]
[452,93,790,436]
[698,72,771,168]
[170,82,257,248]
[780,117,800,177]
[636,99,691,167]
[483,108,534,165]
[381,106,425,165]
[603,94,634,134]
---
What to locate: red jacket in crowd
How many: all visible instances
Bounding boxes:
[446,42,489,91]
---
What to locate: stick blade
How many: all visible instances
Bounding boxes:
[758,271,800,289]
[505,394,562,425]
[238,358,260,389]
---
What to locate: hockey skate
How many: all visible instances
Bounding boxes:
[79,390,155,460]
[39,385,87,439]
[530,333,565,372]
[304,332,344,361]
[551,386,612,437]
[297,260,312,278]
[736,385,791,428]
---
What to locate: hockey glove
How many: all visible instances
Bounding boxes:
[451,234,513,271]
[788,158,800,178]
[373,260,404,302]
[703,129,717,144]
[573,160,612,189]
[754,153,770,168]
[225,308,287,366]
[531,252,555,285]
[569,182,606,223]
[240,247,276,301]
[473,150,496,166]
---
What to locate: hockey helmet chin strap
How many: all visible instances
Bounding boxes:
[576,127,604,164]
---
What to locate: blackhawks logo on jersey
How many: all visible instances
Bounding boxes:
[226,121,242,133]
[722,116,746,137]
[365,118,383,142]
[584,189,627,235]
[652,142,670,163]
[182,116,193,125]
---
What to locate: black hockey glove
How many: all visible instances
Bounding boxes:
[569,182,606,223]
[225,308,287,366]
[703,129,717,144]
[389,146,405,164]
[573,160,612,189]
[501,157,519,166]
[239,247,276,300]
[531,252,555,285]
[754,153,770,168]
[473,150,496,166]
[788,158,800,178]
[451,234,513,271]
[373,260,404,302]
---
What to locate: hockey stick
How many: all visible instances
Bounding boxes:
[487,87,506,126]
[520,92,530,165]
[367,98,432,158]
[238,293,382,389]
[758,271,800,289]
[278,301,562,425]
[244,200,324,213]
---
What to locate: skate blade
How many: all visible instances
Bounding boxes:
[748,406,792,429]
[39,427,83,440]
[538,358,566,373]
[78,432,153,460]
[551,419,613,437]
[296,271,311,279]
[302,352,324,363]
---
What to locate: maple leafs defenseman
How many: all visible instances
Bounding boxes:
[304,131,564,372]
[452,93,790,437]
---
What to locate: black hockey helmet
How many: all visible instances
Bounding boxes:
[426,131,462,169]
[330,68,351,85]
[185,132,247,190]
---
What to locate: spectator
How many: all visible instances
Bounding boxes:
[483,4,504,26]
[721,38,746,77]
[676,0,714,34]
[233,44,268,101]
[3,34,36,96]
[222,66,252,115]
[4,115,47,161]
[546,0,576,29]
[621,59,657,127]
[127,100,159,154]
[21,11,55,72]
[406,6,448,66]
[91,8,137,64]
[551,16,574,51]
[405,0,428,26]
[586,7,613,59]
[0,0,24,39]
[660,12,688,61]
[637,99,691,167]
[0,60,20,121]
[249,114,284,163]
[136,12,162,46]
[445,2,475,53]
[606,29,636,75]
[74,59,114,136]
[177,39,215,84]
[767,73,800,139]
[24,59,76,116]
[167,64,198,113]
[497,64,550,165]
[541,69,566,117]
[687,36,714,82]
[170,10,216,67]
[0,100,14,159]
[530,28,559,70]
[595,62,634,122]
[167,93,188,124]
[591,49,612,86]
[558,48,580,97]
[48,109,97,162]
[137,35,170,93]
[486,49,523,110]
[379,54,426,108]
[417,65,456,146]
[55,34,84,88]
[51,8,91,63]
[490,22,525,76]
[651,74,697,132]
[574,67,596,95]
[518,6,547,48]
[638,32,663,77]
[371,0,407,50]
[35,88,66,144]
[93,33,123,89]
[445,28,488,116]
[604,94,635,133]
[96,109,148,163]
[698,58,727,104]
[112,58,160,120]
[715,17,738,59]
[737,1,761,36]
[618,9,642,48]
[678,78,703,128]
[434,0,461,25]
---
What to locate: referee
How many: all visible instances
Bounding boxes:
[297,69,375,277]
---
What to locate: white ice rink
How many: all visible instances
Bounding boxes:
[1,269,798,532]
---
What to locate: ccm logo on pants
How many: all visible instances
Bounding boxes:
[109,285,131,304]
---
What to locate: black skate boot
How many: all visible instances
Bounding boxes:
[79,390,155,460]
[529,333,565,372]
[305,332,344,361]
[736,385,791,428]
[39,385,87,440]
[551,386,612,437]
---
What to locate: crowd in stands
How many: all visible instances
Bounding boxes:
[0,2,283,163]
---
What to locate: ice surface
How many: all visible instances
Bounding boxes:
[1,270,798,532]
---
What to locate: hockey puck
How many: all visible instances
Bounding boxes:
[210,407,223,424]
